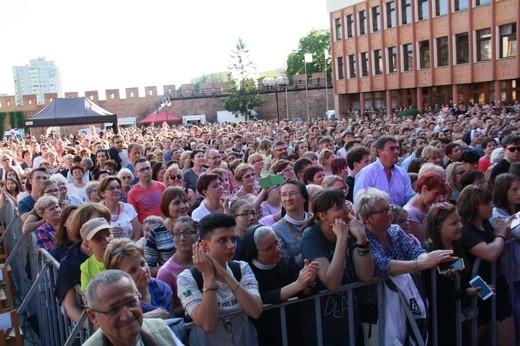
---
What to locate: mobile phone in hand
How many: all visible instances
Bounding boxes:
[469,275,494,300]
[437,258,465,274]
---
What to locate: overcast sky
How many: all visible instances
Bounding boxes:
[0,0,330,97]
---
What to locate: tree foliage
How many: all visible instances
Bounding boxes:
[223,38,264,120]
[286,29,331,81]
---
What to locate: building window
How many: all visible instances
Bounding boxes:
[419,40,430,68]
[435,0,447,16]
[455,33,469,64]
[417,0,429,20]
[337,57,344,80]
[403,43,414,71]
[402,0,412,25]
[372,6,381,32]
[348,55,357,78]
[346,14,354,38]
[454,0,468,11]
[374,50,383,75]
[499,23,516,58]
[334,18,342,41]
[386,2,396,28]
[476,28,491,61]
[359,10,367,35]
[388,46,397,72]
[475,0,490,5]
[361,52,369,76]
[436,36,449,66]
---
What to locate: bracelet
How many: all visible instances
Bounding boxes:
[354,239,371,250]
[413,258,419,274]
[496,235,506,241]
[201,286,218,294]
[231,283,240,293]
[357,249,370,257]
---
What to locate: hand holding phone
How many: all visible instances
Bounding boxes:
[469,275,494,300]
[437,258,465,274]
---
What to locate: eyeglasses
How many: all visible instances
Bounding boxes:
[258,239,282,253]
[455,170,466,175]
[89,292,141,318]
[106,185,122,191]
[507,146,520,153]
[370,207,392,216]
[136,166,151,173]
[172,230,197,238]
[235,211,258,218]
[120,176,133,180]
[253,159,263,164]
[170,174,182,180]
[242,173,255,179]
[44,188,59,194]
[209,156,221,160]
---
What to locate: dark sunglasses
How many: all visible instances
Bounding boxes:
[507,146,520,153]
[170,174,182,180]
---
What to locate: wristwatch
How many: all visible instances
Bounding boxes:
[354,239,370,249]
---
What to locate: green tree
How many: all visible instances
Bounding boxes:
[286,29,331,81]
[223,38,264,120]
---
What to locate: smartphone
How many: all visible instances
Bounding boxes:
[259,174,284,189]
[469,275,494,301]
[437,258,465,274]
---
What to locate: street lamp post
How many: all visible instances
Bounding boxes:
[304,53,313,120]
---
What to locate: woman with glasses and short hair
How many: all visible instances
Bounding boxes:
[355,187,454,345]
[238,224,319,345]
[99,176,141,240]
[230,198,258,259]
[157,216,197,316]
[117,168,134,203]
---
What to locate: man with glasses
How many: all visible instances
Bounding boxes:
[491,134,520,181]
[354,136,415,206]
[128,158,166,224]
[84,269,182,346]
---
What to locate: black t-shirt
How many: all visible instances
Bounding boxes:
[54,241,89,302]
[490,159,511,181]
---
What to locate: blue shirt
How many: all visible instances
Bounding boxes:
[353,159,415,206]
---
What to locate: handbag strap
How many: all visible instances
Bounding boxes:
[396,284,425,346]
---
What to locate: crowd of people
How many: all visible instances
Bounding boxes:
[2,101,520,345]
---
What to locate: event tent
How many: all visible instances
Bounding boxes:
[138,110,182,125]
[24,97,118,133]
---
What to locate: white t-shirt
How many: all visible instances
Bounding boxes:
[110,203,138,239]
[177,261,260,346]
[191,202,211,222]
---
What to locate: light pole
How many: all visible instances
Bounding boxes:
[324,48,330,113]
[304,53,313,119]
[275,76,289,122]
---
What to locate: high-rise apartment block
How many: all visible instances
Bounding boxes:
[327,0,519,113]
[12,57,62,106]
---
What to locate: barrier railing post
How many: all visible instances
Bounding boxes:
[471,259,482,346]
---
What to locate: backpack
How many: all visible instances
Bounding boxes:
[189,261,242,291]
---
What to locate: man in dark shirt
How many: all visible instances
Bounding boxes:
[491,135,520,181]
[345,146,370,202]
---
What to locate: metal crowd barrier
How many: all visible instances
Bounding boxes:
[0,198,504,346]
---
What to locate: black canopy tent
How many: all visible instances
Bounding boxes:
[24,97,118,133]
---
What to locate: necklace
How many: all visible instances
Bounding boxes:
[110,202,121,222]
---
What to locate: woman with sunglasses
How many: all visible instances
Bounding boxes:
[457,185,515,345]
[145,187,190,276]
[157,216,197,316]
[239,224,319,345]
[423,203,480,346]
[104,238,174,319]
[164,165,197,205]
[99,176,141,240]
[355,187,454,345]
[446,162,466,204]
[117,168,134,203]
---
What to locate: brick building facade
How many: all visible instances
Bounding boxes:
[327,0,519,115]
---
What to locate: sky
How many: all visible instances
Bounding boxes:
[0,0,330,98]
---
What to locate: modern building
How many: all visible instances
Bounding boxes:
[327,0,519,114]
[12,57,62,106]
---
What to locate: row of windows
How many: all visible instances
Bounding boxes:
[335,0,493,40]
[336,23,516,79]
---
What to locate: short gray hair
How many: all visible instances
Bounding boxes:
[34,195,59,214]
[86,270,136,309]
[50,173,67,185]
[117,168,134,180]
[85,181,100,195]
[252,226,275,249]
[354,188,389,219]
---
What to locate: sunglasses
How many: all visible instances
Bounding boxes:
[170,174,182,180]
[507,146,520,153]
